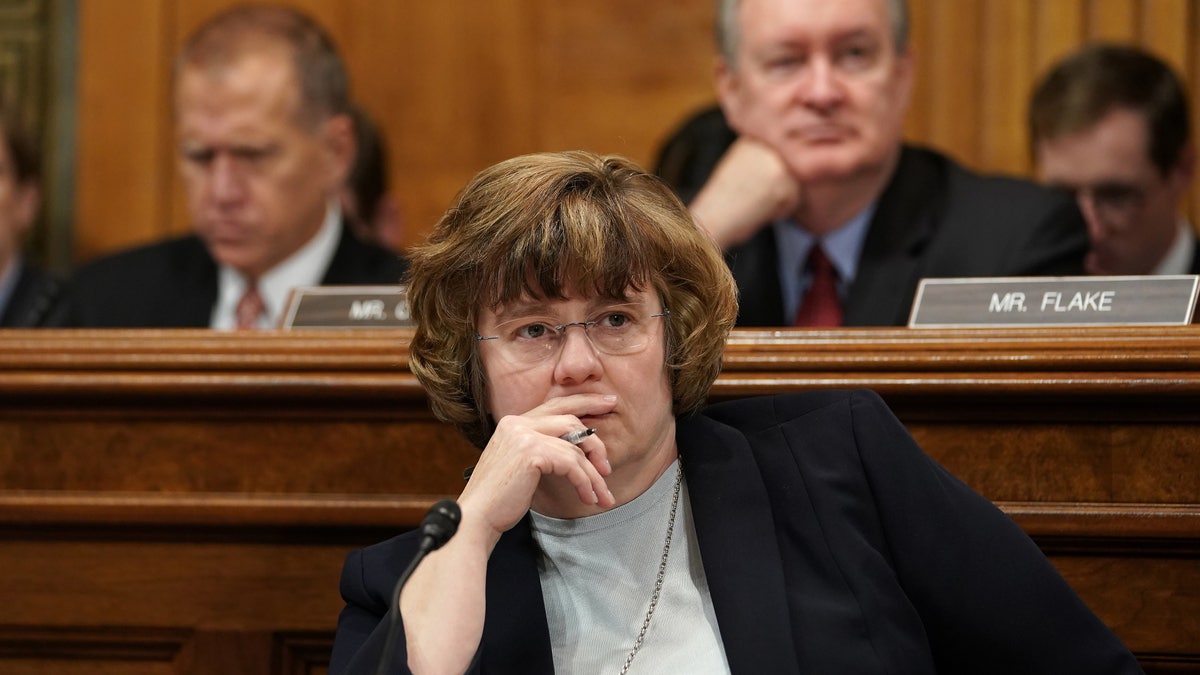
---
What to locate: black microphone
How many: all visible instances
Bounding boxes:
[374,499,462,675]
[414,499,461,553]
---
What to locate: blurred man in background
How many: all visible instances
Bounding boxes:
[0,105,61,327]
[656,0,1087,327]
[341,104,404,253]
[63,4,406,328]
[1030,43,1198,276]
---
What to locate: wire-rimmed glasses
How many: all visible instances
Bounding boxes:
[1055,181,1149,230]
[476,303,669,366]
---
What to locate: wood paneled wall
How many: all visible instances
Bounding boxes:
[74,0,1200,263]
[907,0,1200,176]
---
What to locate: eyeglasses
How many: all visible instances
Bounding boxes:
[1057,182,1149,228]
[476,303,669,365]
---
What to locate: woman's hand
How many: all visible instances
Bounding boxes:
[459,392,618,542]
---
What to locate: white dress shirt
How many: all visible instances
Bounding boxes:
[210,201,342,330]
[1151,219,1197,275]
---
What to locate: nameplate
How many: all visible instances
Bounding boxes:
[280,285,413,329]
[908,276,1199,328]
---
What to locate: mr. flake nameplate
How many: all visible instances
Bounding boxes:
[908,276,1199,328]
[280,286,413,329]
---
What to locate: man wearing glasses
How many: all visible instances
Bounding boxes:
[1029,43,1198,276]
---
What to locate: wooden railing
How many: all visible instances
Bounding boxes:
[0,328,1196,674]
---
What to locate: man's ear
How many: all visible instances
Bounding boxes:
[322,112,356,189]
[1174,143,1195,183]
[12,182,39,237]
[893,45,916,115]
[714,56,743,133]
[1166,142,1196,206]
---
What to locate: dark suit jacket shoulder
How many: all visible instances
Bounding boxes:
[846,145,1087,325]
[63,235,216,327]
[62,225,407,327]
[330,391,1141,675]
[324,223,409,286]
[654,105,737,204]
[0,261,65,327]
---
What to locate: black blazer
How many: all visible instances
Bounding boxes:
[0,261,64,327]
[60,224,408,327]
[330,391,1142,675]
[654,106,1089,327]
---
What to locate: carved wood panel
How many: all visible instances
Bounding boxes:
[0,328,1194,672]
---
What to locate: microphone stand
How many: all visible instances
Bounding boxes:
[373,499,461,675]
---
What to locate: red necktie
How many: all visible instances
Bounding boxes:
[793,246,843,327]
[236,285,266,330]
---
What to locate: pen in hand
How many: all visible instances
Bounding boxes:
[462,427,598,480]
[559,427,597,445]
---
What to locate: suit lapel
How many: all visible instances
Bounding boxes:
[1189,240,1200,274]
[727,226,787,326]
[678,413,802,674]
[1,265,59,327]
[176,237,220,327]
[845,146,946,326]
[323,221,359,284]
[480,516,555,674]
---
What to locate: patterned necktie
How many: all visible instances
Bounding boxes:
[235,285,266,330]
[793,245,843,327]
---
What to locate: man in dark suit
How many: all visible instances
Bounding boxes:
[1029,43,1199,276]
[0,106,62,327]
[62,5,406,328]
[656,0,1086,327]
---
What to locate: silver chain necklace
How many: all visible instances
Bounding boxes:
[619,461,683,675]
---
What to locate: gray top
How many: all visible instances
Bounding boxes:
[529,460,730,674]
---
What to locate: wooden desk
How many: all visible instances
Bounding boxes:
[0,328,1195,674]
